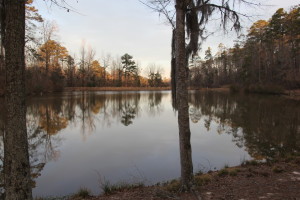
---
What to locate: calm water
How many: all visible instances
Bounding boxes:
[0,91,299,197]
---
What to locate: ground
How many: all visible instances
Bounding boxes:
[70,156,300,200]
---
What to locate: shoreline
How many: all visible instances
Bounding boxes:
[63,87,171,92]
[59,155,300,200]
[64,87,230,92]
[2,87,300,100]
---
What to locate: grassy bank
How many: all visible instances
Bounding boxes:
[35,155,300,200]
[91,156,300,200]
[95,156,300,200]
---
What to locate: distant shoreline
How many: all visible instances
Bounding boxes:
[1,87,300,99]
[64,87,171,92]
[64,87,232,92]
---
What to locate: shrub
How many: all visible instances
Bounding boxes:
[164,179,180,192]
[229,169,238,176]
[194,174,212,186]
[100,180,144,195]
[242,160,259,166]
[74,187,91,198]
[218,168,229,176]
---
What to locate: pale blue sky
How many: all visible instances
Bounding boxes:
[33,0,298,77]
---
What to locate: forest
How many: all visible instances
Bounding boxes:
[0,0,168,96]
[188,5,300,93]
[1,2,299,96]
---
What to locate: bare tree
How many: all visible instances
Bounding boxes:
[40,21,58,75]
[41,20,58,44]
[79,40,86,86]
[86,46,96,86]
[111,56,123,86]
[147,63,163,87]
[101,52,111,86]
[144,0,254,191]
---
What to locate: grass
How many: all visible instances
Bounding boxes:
[100,180,144,195]
[163,179,181,192]
[229,169,238,176]
[194,174,212,186]
[218,166,240,177]
[163,173,213,192]
[218,168,229,176]
[97,170,146,195]
[35,188,92,200]
[73,187,91,198]
[195,169,204,176]
[242,160,259,166]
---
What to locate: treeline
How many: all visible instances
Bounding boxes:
[0,1,169,96]
[189,5,300,93]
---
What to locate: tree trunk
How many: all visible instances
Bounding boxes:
[3,0,32,199]
[175,0,194,191]
[0,0,5,72]
[171,29,177,108]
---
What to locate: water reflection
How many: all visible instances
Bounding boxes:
[189,91,300,160]
[0,91,299,196]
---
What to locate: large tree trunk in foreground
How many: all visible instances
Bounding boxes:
[175,0,194,191]
[4,0,32,199]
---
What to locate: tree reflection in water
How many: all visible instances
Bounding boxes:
[0,91,299,194]
[189,91,300,160]
[0,91,164,193]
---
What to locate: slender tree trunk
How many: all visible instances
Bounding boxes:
[3,0,32,199]
[171,29,177,108]
[0,0,5,72]
[45,52,49,76]
[103,69,106,86]
[175,0,193,191]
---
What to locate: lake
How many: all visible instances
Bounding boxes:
[0,90,299,197]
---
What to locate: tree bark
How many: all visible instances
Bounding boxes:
[171,29,177,108]
[175,0,194,191]
[3,0,32,199]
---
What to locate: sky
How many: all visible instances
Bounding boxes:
[33,0,299,78]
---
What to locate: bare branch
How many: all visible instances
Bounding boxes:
[46,0,84,15]
[140,0,175,28]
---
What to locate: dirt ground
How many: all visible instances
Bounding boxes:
[73,157,300,200]
[198,162,300,200]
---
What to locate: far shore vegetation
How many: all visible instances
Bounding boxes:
[1,3,300,98]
